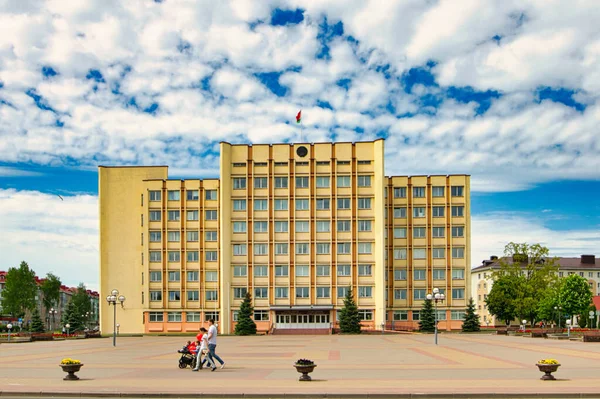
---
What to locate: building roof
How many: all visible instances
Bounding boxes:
[472,255,598,272]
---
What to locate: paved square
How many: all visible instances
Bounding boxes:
[1,333,600,397]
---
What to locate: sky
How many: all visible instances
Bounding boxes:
[0,0,599,292]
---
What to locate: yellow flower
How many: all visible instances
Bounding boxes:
[538,359,559,365]
[60,358,81,365]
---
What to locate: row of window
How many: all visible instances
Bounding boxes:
[148,311,220,323]
[392,186,464,198]
[393,288,465,300]
[150,210,218,222]
[393,206,464,218]
[393,226,464,238]
[233,197,373,211]
[393,247,465,259]
[392,310,466,321]
[233,160,372,167]
[150,190,217,202]
[233,176,371,190]
[232,242,374,256]
[393,268,465,280]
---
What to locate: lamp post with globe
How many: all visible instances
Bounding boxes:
[49,308,57,332]
[106,289,126,346]
[7,323,13,342]
[426,288,445,345]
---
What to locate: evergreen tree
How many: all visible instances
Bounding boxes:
[338,287,361,334]
[234,291,257,335]
[30,308,46,333]
[61,300,84,333]
[419,298,435,332]
[462,297,481,332]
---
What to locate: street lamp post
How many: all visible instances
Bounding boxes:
[85,312,90,330]
[554,305,562,328]
[589,311,595,329]
[426,288,445,345]
[566,319,571,337]
[66,323,70,336]
[522,319,527,332]
[106,289,126,347]
[49,308,57,332]
[7,323,12,342]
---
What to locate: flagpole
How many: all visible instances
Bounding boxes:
[300,118,303,143]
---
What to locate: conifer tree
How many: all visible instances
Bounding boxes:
[462,297,481,332]
[338,287,361,334]
[419,298,436,332]
[30,308,46,333]
[234,291,257,335]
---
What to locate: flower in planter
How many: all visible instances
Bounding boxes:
[295,358,314,366]
[538,359,559,365]
[60,358,81,365]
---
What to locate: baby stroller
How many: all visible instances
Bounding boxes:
[177,345,197,369]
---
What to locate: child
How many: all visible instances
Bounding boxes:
[192,327,214,371]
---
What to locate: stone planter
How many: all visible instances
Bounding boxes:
[294,364,316,381]
[59,363,84,380]
[536,363,560,380]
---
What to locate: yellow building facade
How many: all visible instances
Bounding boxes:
[99,140,471,334]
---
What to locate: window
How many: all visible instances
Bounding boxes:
[392,227,407,238]
[358,175,371,187]
[204,311,219,321]
[296,221,309,232]
[233,162,246,167]
[187,291,199,301]
[275,287,288,298]
[452,206,464,217]
[168,251,180,262]
[254,199,267,211]
[412,311,420,321]
[274,162,288,166]
[233,244,247,256]
[316,176,330,187]
[234,287,248,299]
[413,248,426,259]
[394,289,407,300]
[394,187,407,198]
[254,221,268,233]
[452,269,465,279]
[254,244,268,255]
[186,312,201,322]
[254,287,268,298]
[206,290,218,301]
[274,199,288,210]
[296,243,309,254]
[167,271,180,282]
[275,243,288,255]
[317,265,330,276]
[413,207,426,218]
[150,291,162,301]
[337,220,351,232]
[168,291,180,301]
[296,161,308,166]
[316,287,330,298]
[205,190,217,200]
[433,247,445,259]
[254,177,268,189]
[316,221,330,232]
[167,190,180,201]
[167,312,182,322]
[184,231,197,242]
[233,221,246,233]
[205,210,217,220]
[394,248,407,260]
[149,251,161,262]
[295,265,309,277]
[150,271,162,282]
[204,231,217,242]
[337,160,350,165]
[393,311,408,321]
[186,190,199,200]
[452,247,465,258]
[274,177,288,188]
[452,226,464,237]
[296,176,309,188]
[451,186,464,197]
[451,310,466,320]
[413,187,425,198]
[149,211,161,221]
[233,199,246,211]
[205,251,217,261]
[150,231,161,242]
[233,178,246,189]
[337,242,351,254]
[358,286,372,297]
[414,269,426,280]
[254,310,269,320]
[394,269,407,280]
[254,265,268,277]
[413,227,426,238]
[167,231,180,242]
[436,310,447,320]
[358,264,372,276]
[337,264,351,276]
[233,265,247,277]
[432,186,444,197]
[296,287,309,298]
[296,199,309,210]
[312,198,330,210]
[432,206,445,217]
[337,175,350,187]
[394,207,407,218]
[187,210,199,221]
[337,286,349,298]
[358,242,372,254]
[414,289,426,300]
[149,191,161,201]
[433,269,445,280]
[358,310,373,320]
[337,198,350,209]
[357,160,371,165]
[433,227,445,238]
[358,220,372,232]
[275,265,288,276]
[149,312,163,322]
[274,221,288,232]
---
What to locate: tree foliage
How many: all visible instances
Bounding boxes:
[0,261,38,317]
[234,291,257,335]
[30,308,46,333]
[61,284,92,333]
[338,287,361,334]
[40,273,62,311]
[560,274,592,323]
[462,297,481,332]
[418,298,435,332]
[486,276,519,325]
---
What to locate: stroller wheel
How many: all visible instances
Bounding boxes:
[179,361,186,369]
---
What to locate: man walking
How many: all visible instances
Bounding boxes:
[206,319,225,371]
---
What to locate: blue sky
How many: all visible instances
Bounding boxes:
[1,1,599,289]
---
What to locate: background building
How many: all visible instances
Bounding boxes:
[99,140,471,334]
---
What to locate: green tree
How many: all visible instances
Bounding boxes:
[419,298,435,332]
[69,283,92,329]
[40,273,62,312]
[486,276,519,325]
[536,278,565,324]
[234,291,257,335]
[0,261,38,317]
[560,274,592,325]
[462,297,481,332]
[338,287,361,334]
[30,308,45,333]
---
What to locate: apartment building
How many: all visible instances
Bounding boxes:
[99,139,471,334]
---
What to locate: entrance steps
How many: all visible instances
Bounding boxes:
[271,328,330,335]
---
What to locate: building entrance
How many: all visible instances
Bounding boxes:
[275,312,330,329]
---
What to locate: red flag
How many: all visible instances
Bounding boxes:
[296,110,301,124]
